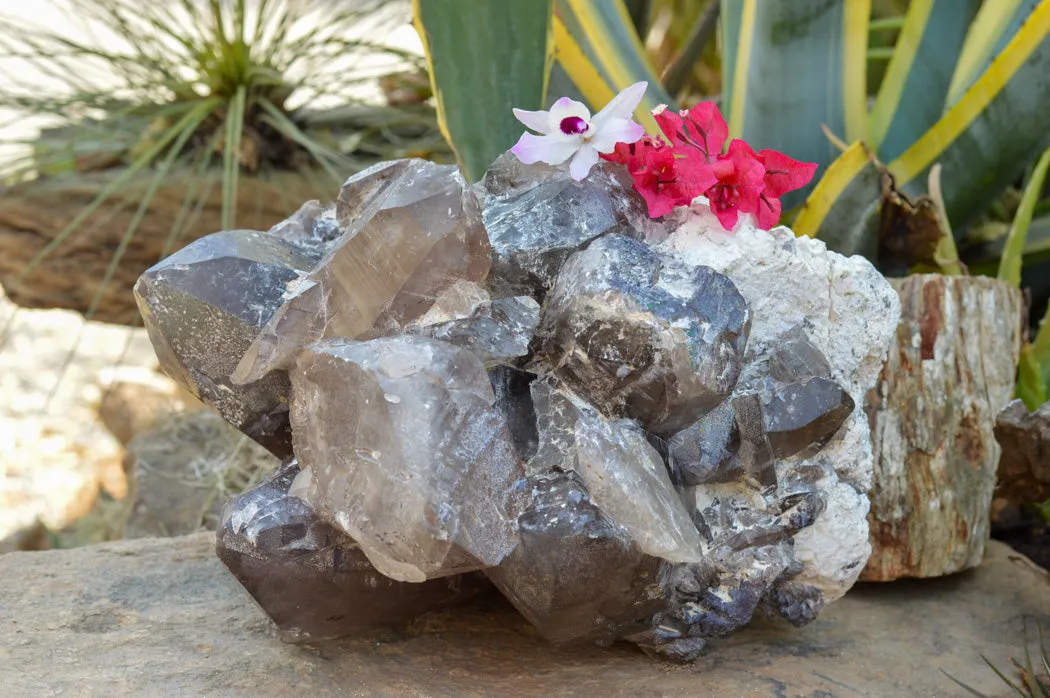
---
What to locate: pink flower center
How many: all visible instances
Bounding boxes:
[559,116,588,135]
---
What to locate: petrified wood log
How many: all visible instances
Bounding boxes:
[0,169,324,326]
[862,274,1023,580]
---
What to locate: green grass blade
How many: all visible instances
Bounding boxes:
[999,144,1050,287]
[981,655,1029,697]
[257,97,351,184]
[85,101,207,319]
[1018,343,1048,411]
[16,98,221,281]
[160,129,222,259]
[221,85,247,231]
[940,669,992,697]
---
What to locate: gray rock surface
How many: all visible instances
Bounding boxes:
[0,535,1046,696]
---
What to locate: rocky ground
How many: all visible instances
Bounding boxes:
[0,285,272,551]
[0,534,1047,696]
[0,285,160,547]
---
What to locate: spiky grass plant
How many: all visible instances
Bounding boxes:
[944,623,1050,697]
[0,0,447,321]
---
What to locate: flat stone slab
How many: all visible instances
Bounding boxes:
[0,534,1046,696]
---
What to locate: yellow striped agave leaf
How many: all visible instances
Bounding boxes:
[797,0,1050,254]
[867,0,981,162]
[721,0,870,209]
[413,0,554,182]
[553,0,669,134]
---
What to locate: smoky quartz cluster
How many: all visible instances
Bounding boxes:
[135,153,857,661]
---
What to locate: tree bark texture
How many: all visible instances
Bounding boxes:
[0,170,327,326]
[862,274,1023,580]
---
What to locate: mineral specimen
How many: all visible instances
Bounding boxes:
[233,158,491,383]
[289,335,523,582]
[485,471,664,645]
[536,234,751,436]
[134,230,316,458]
[217,458,488,642]
[409,295,540,367]
[138,152,899,663]
[528,378,704,563]
[478,153,652,299]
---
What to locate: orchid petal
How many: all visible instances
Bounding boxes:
[512,107,552,134]
[592,81,647,130]
[589,117,645,153]
[569,144,600,180]
[511,132,579,166]
[548,97,591,133]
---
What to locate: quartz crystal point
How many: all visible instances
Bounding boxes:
[529,378,704,563]
[134,229,318,458]
[234,158,491,383]
[536,234,750,435]
[410,295,540,368]
[266,199,342,260]
[485,472,665,645]
[762,378,855,458]
[478,153,650,299]
[216,458,488,642]
[289,335,523,582]
[769,325,833,382]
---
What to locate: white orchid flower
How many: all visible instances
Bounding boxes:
[510,81,647,181]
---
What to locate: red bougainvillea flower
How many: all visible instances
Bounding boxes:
[610,101,817,230]
[652,103,728,162]
[603,137,717,218]
[730,141,820,229]
[705,140,768,230]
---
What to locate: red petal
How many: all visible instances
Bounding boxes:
[757,148,818,198]
[710,201,740,231]
[652,107,688,149]
[755,195,782,230]
[684,102,728,158]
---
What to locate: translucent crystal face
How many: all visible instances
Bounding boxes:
[135,154,889,663]
[216,458,489,642]
[289,335,523,583]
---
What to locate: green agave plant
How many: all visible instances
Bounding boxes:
[0,0,448,322]
[414,0,1050,406]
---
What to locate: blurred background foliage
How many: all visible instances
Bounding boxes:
[2,0,1049,406]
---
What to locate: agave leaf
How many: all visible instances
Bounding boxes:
[999,145,1050,287]
[561,0,673,115]
[413,0,553,182]
[867,0,981,163]
[799,1,1050,250]
[662,0,720,98]
[721,0,867,208]
[552,14,617,111]
[891,0,1050,229]
[793,140,882,259]
[946,0,1042,107]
